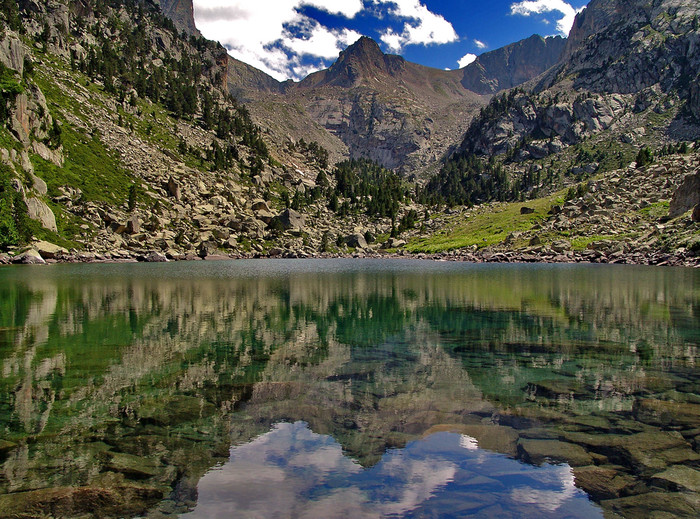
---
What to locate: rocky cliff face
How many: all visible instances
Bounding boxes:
[1,30,63,234]
[156,0,199,36]
[552,0,700,95]
[460,35,566,95]
[459,0,700,159]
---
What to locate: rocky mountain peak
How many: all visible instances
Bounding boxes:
[562,0,638,60]
[341,36,384,61]
[460,34,566,95]
[302,36,406,88]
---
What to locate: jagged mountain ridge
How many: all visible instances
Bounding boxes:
[282,37,484,172]
[155,0,573,173]
[454,0,700,162]
[460,34,566,95]
[238,34,566,173]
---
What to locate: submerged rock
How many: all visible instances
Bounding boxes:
[573,465,636,500]
[633,398,700,429]
[517,438,593,467]
[602,491,700,518]
[105,452,161,479]
[652,465,700,493]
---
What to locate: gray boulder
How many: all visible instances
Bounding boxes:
[12,249,46,265]
[274,208,305,232]
[551,240,571,253]
[345,234,368,249]
[166,177,181,200]
[669,173,700,218]
[126,215,140,234]
[26,197,57,232]
[142,251,168,262]
[33,240,68,259]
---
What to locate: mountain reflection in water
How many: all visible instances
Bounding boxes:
[0,260,698,518]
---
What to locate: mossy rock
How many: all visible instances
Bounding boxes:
[105,452,162,480]
[0,439,17,456]
[601,491,700,518]
[136,395,216,426]
[517,438,594,467]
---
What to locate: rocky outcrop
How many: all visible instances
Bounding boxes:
[547,0,700,95]
[463,90,629,157]
[669,172,700,218]
[156,0,200,36]
[0,32,27,76]
[25,197,57,232]
[561,0,621,61]
[460,35,566,95]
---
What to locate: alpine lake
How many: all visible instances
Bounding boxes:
[0,259,698,518]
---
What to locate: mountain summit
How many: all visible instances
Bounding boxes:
[299,36,407,89]
[460,35,566,95]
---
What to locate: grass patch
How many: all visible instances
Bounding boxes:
[406,192,565,253]
[638,200,669,219]
[31,125,133,206]
[569,234,622,250]
[0,126,22,152]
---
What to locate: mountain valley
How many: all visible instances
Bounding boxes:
[0,0,698,266]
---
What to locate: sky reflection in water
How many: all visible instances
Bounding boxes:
[183,422,601,519]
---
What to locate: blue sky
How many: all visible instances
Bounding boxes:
[192,1,589,81]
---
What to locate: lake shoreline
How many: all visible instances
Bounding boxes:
[2,247,699,268]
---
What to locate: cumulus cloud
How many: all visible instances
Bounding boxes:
[473,39,487,49]
[379,0,459,52]
[193,0,459,81]
[193,1,364,81]
[510,0,585,36]
[458,53,477,68]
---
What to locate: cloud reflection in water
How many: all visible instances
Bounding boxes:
[182,422,602,518]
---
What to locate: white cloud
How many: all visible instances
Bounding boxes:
[473,39,487,49]
[193,0,364,81]
[510,0,585,36]
[379,0,458,52]
[458,53,477,68]
[305,0,364,18]
[193,1,459,80]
